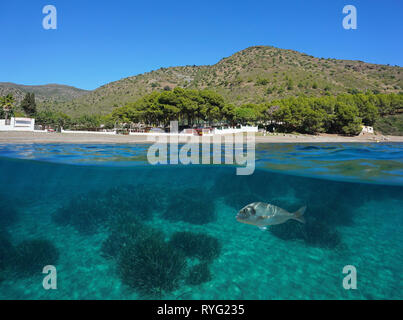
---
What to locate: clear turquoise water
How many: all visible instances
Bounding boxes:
[0,143,402,300]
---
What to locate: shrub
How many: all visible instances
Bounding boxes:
[162,188,216,225]
[169,231,221,262]
[118,235,187,297]
[256,78,269,86]
[13,239,59,277]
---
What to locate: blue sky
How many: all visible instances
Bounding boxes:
[0,0,402,90]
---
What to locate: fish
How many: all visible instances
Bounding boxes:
[236,202,306,231]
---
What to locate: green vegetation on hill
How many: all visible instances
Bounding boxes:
[45,46,403,117]
[0,82,88,107]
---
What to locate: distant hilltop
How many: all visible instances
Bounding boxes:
[2,45,402,116]
[0,82,89,105]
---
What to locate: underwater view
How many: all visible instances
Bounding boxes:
[0,143,402,300]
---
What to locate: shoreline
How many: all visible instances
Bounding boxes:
[0,131,402,144]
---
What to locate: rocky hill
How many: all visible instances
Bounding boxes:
[5,46,403,116]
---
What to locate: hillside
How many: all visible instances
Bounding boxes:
[45,66,208,116]
[374,114,403,135]
[189,46,402,102]
[10,46,403,116]
[0,82,88,106]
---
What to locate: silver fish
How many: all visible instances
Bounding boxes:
[236,202,306,230]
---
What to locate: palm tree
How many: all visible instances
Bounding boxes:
[1,94,15,125]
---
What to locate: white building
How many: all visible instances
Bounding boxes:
[212,125,258,135]
[0,117,35,132]
[361,126,374,134]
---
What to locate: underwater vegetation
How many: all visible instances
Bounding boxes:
[107,184,164,221]
[215,169,375,228]
[169,231,221,289]
[53,190,109,234]
[0,199,18,228]
[101,219,160,260]
[162,188,216,225]
[169,231,222,262]
[290,179,368,227]
[13,239,59,277]
[303,219,342,248]
[186,262,212,286]
[0,230,15,282]
[54,184,159,234]
[101,220,222,297]
[119,233,187,297]
[269,218,342,249]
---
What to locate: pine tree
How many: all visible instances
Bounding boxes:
[20,93,37,116]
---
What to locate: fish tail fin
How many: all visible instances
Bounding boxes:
[293,206,306,224]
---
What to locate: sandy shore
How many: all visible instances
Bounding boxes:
[255,133,403,143]
[0,131,402,144]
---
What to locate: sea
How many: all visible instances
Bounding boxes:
[0,142,402,300]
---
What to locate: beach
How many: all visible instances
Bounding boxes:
[0,131,402,144]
